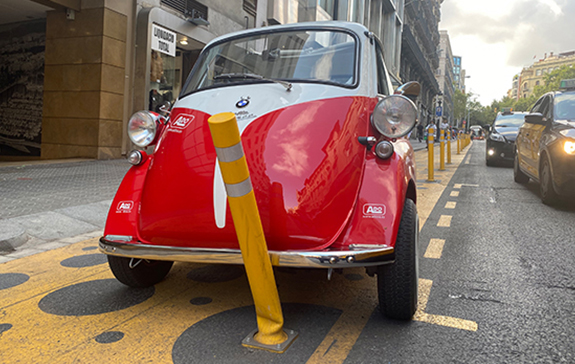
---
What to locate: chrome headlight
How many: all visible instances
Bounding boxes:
[489,133,505,142]
[371,95,417,138]
[128,111,158,147]
[374,141,394,159]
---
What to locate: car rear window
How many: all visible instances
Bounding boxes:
[182,29,357,95]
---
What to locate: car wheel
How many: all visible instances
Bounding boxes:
[108,255,173,288]
[540,156,559,205]
[513,153,529,184]
[377,198,418,320]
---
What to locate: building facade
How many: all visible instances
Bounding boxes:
[1,0,442,160]
[517,51,575,99]
[400,0,442,127]
[435,30,454,125]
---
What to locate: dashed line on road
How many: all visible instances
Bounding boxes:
[445,201,456,209]
[450,191,459,197]
[424,239,445,259]
[437,215,452,227]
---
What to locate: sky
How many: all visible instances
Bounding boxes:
[439,0,575,105]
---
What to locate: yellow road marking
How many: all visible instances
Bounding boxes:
[445,201,456,209]
[453,184,462,189]
[414,279,478,332]
[424,239,446,259]
[415,141,471,229]
[305,286,375,364]
[450,191,459,197]
[437,215,452,227]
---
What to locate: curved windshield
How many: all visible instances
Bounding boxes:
[555,92,575,120]
[182,29,357,95]
[494,113,526,127]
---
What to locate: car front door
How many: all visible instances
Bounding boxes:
[521,95,551,178]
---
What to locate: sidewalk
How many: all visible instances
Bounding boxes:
[0,159,130,263]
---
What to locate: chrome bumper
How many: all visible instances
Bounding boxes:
[99,236,394,269]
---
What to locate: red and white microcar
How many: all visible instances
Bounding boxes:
[100,21,420,320]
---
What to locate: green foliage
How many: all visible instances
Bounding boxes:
[469,66,575,125]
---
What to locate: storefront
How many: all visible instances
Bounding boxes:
[134,7,215,116]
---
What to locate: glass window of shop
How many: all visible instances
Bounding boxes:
[149,24,203,112]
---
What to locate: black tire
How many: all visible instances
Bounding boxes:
[377,198,418,320]
[108,255,173,288]
[540,156,559,205]
[513,152,529,184]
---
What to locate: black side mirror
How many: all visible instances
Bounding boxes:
[482,124,491,132]
[525,112,546,125]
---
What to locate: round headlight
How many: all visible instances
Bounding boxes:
[374,140,394,159]
[371,95,417,138]
[128,111,157,147]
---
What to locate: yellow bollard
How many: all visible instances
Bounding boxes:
[208,112,297,353]
[427,125,435,181]
[439,129,445,171]
[447,130,452,164]
[457,132,461,154]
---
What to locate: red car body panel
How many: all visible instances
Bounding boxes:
[105,96,407,251]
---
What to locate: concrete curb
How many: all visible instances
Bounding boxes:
[0,224,28,252]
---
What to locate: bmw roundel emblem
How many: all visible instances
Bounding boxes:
[236,97,250,108]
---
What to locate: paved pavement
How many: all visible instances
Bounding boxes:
[0,138,429,263]
[0,159,130,263]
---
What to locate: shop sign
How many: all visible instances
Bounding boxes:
[151,24,176,57]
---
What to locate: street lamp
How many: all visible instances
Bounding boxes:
[463,75,471,131]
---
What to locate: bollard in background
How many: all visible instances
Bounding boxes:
[427,125,435,182]
[439,129,445,171]
[447,129,452,164]
[457,132,461,154]
[208,112,297,353]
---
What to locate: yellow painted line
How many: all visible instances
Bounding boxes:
[415,140,471,229]
[450,191,459,197]
[453,184,462,189]
[305,286,375,364]
[445,201,456,209]
[414,279,477,332]
[424,239,445,259]
[437,215,452,227]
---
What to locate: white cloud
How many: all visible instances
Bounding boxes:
[440,0,575,104]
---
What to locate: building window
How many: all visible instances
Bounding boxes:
[161,0,208,22]
[536,81,540,86]
[536,69,541,76]
[243,0,257,17]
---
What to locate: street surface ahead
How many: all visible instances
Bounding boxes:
[1,141,574,363]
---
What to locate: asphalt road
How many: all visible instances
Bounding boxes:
[346,141,575,363]
[1,141,574,363]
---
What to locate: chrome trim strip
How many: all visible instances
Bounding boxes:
[215,142,244,163]
[225,177,253,198]
[99,237,394,268]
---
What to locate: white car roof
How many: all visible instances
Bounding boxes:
[206,21,369,47]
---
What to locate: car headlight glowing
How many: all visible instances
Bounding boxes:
[489,133,505,142]
[371,95,417,139]
[564,141,575,154]
[128,111,158,147]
